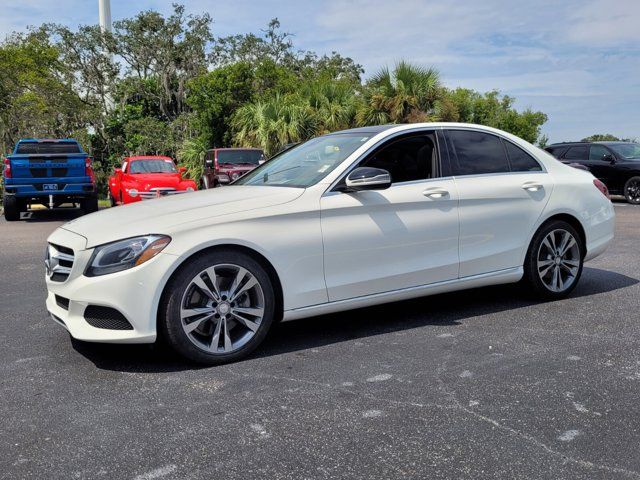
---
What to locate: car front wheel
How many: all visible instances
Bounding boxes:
[523,220,584,299]
[160,250,276,364]
[624,176,640,204]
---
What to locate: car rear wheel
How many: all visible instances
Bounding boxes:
[3,194,22,221]
[624,176,640,204]
[160,249,276,365]
[523,220,584,299]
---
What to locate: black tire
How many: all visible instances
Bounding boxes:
[3,194,22,221]
[109,193,117,207]
[81,195,99,214]
[523,220,584,300]
[624,176,640,205]
[159,249,277,365]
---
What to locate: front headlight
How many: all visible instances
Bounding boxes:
[85,235,171,277]
[231,172,241,180]
[128,188,139,197]
[186,187,194,192]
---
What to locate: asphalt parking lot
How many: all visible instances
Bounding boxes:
[1,202,639,480]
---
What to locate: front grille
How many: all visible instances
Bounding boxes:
[84,306,133,330]
[46,243,75,282]
[55,295,70,310]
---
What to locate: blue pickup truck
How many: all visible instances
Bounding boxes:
[2,139,98,221]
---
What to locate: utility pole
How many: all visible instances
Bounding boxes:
[98,0,112,32]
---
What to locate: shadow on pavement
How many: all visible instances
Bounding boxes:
[71,267,638,373]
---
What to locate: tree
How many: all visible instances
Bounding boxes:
[231,94,316,155]
[581,134,621,142]
[357,61,442,125]
[441,88,547,144]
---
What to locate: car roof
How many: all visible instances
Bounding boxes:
[547,141,636,147]
[207,148,263,152]
[126,155,174,161]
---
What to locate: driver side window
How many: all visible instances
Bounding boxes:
[589,145,611,161]
[360,132,438,183]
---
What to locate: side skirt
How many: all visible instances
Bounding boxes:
[282,267,524,322]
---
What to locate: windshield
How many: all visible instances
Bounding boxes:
[129,159,177,174]
[608,143,640,159]
[234,134,370,188]
[217,150,264,165]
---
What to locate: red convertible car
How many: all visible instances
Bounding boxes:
[108,156,197,205]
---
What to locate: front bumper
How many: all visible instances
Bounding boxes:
[45,228,179,343]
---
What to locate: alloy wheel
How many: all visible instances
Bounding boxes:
[536,229,581,293]
[180,263,265,354]
[626,179,640,203]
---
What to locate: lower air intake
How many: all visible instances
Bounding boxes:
[84,306,133,330]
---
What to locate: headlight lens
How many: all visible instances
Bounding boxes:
[85,235,171,277]
[231,172,240,180]
[128,188,138,197]
[186,187,194,192]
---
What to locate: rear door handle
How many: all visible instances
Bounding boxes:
[522,181,544,192]
[422,187,449,199]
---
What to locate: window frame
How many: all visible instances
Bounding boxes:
[330,129,445,192]
[441,128,546,177]
[589,144,614,162]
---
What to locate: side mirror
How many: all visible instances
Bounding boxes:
[114,168,122,175]
[603,153,615,163]
[178,166,187,175]
[205,159,214,168]
[344,167,391,191]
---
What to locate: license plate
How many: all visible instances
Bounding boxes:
[43,184,58,191]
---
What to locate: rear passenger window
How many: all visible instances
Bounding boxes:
[503,140,542,172]
[589,145,610,160]
[447,130,510,175]
[563,146,588,160]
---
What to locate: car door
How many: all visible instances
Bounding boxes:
[320,130,459,302]
[444,129,552,278]
[587,144,617,186]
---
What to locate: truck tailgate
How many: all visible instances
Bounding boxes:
[9,153,87,179]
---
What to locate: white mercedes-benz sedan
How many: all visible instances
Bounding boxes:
[45,123,615,364]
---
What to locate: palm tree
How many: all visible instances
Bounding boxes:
[302,80,357,134]
[178,136,208,184]
[357,60,442,126]
[231,94,316,156]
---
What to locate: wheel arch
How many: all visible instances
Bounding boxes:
[156,243,285,335]
[529,212,587,258]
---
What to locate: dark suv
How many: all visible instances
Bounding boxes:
[545,141,640,204]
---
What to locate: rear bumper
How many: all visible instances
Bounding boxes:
[4,179,95,198]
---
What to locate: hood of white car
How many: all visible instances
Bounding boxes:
[61,186,304,248]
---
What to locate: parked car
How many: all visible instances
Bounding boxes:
[545,141,640,204]
[201,148,264,188]
[108,156,197,205]
[45,123,614,365]
[2,138,97,221]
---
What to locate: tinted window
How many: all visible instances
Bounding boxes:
[16,142,81,154]
[545,146,567,158]
[448,130,509,175]
[563,146,588,160]
[504,140,542,172]
[361,134,436,183]
[217,150,264,165]
[589,145,611,160]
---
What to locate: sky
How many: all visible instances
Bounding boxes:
[1,0,639,143]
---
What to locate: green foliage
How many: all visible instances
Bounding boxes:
[441,89,547,144]
[581,134,621,142]
[178,136,208,183]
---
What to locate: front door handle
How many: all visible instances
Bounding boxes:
[522,181,544,192]
[422,187,449,199]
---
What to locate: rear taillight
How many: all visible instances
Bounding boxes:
[214,152,219,173]
[594,179,610,200]
[3,158,10,178]
[85,157,95,183]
